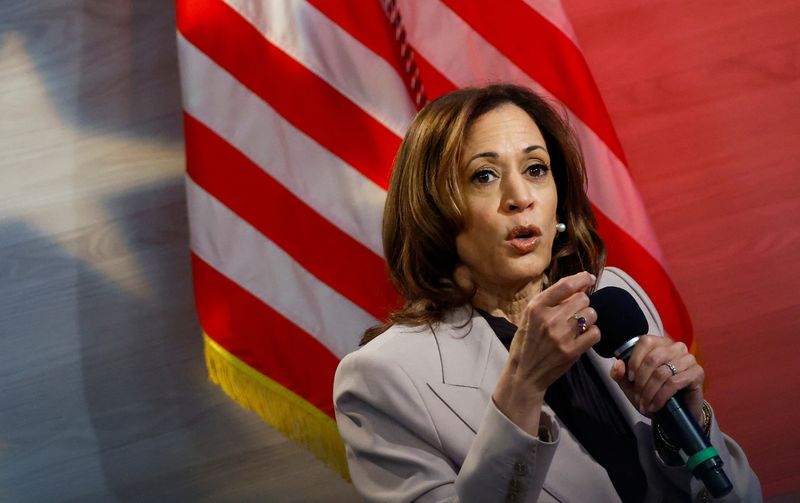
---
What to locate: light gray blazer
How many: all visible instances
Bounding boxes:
[333,267,761,502]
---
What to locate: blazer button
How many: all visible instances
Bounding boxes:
[513,461,528,476]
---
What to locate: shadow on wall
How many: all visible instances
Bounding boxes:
[2,0,183,144]
[76,178,283,501]
[0,180,285,501]
[75,178,203,500]
[0,0,267,499]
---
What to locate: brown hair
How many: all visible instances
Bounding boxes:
[362,84,605,344]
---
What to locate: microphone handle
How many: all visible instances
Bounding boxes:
[655,397,733,498]
[617,347,733,498]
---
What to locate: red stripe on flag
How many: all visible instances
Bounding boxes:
[441,0,627,165]
[176,0,400,189]
[594,208,693,344]
[193,253,340,417]
[413,52,459,101]
[184,113,399,321]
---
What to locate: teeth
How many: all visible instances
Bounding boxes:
[510,226,537,240]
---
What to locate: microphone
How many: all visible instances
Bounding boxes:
[590,286,733,498]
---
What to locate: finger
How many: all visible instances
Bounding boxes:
[538,271,596,307]
[625,335,657,377]
[647,354,704,414]
[635,339,689,393]
[644,365,705,415]
[521,289,591,343]
[636,347,695,413]
[556,291,591,328]
[559,289,592,313]
[609,358,638,408]
[572,325,600,353]
[627,335,674,388]
[570,305,597,329]
[610,359,631,389]
[637,358,679,414]
[634,342,680,392]
[563,305,597,340]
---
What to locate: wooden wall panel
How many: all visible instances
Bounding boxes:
[0,1,358,501]
[2,0,797,501]
[563,0,800,499]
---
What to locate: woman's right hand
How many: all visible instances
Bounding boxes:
[491,271,600,436]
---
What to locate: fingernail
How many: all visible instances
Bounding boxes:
[589,273,597,282]
[627,370,634,382]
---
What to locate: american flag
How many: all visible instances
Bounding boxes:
[176,0,693,477]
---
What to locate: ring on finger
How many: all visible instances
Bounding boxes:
[663,361,678,376]
[572,313,589,335]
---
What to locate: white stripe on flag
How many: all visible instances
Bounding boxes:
[178,33,387,256]
[397,0,665,265]
[187,176,376,357]
[223,0,417,137]
[520,0,580,46]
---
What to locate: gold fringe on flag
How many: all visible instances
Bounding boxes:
[203,333,350,480]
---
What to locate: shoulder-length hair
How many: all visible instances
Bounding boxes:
[362,84,605,344]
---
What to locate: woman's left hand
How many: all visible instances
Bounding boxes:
[609,335,705,423]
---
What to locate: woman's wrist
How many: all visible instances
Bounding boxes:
[492,380,546,437]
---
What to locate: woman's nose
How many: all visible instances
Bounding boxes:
[502,174,534,213]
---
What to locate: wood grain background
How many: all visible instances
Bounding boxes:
[0,0,797,501]
[0,1,358,501]
[563,0,800,499]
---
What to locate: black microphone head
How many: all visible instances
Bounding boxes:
[590,286,649,358]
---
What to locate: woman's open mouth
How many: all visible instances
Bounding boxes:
[507,225,542,254]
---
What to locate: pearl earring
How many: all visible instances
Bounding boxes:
[556,223,567,233]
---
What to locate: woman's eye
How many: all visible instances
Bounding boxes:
[471,169,497,184]
[526,163,549,178]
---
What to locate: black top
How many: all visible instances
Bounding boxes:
[477,309,647,503]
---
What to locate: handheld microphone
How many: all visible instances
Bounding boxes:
[590,286,733,498]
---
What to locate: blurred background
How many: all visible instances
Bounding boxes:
[1,0,797,501]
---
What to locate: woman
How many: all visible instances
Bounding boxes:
[333,84,760,502]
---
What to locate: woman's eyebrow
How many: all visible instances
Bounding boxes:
[467,145,546,164]
[524,145,546,154]
[466,151,498,164]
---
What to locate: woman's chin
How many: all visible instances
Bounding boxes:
[492,268,548,293]
[504,256,549,281]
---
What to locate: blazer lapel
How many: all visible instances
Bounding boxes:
[424,309,647,437]
[425,307,505,434]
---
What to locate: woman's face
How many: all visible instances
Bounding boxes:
[455,104,559,293]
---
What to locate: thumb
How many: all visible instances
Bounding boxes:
[610,359,641,413]
[610,359,634,393]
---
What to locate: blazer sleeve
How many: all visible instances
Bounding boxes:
[602,267,763,502]
[334,348,560,503]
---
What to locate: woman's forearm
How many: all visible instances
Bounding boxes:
[492,371,546,437]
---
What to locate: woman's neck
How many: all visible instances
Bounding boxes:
[471,278,543,327]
